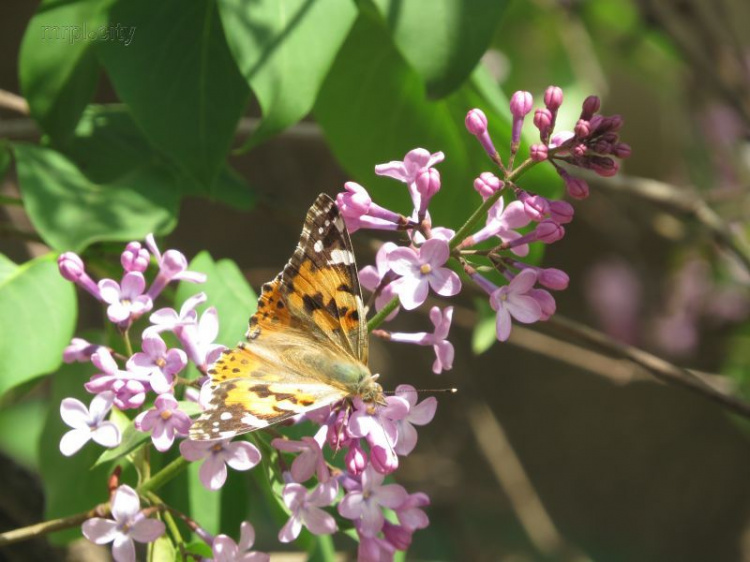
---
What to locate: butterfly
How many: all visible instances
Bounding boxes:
[189,193,384,441]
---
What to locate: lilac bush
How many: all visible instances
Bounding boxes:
[47,87,628,561]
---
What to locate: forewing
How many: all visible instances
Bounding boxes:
[279,193,368,363]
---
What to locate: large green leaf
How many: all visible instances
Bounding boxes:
[371,0,509,97]
[39,361,112,544]
[19,0,108,142]
[315,13,560,232]
[97,0,250,188]
[218,0,357,150]
[0,254,76,398]
[175,252,258,348]
[63,105,256,210]
[14,143,179,252]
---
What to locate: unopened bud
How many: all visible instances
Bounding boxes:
[549,200,575,223]
[544,86,564,110]
[465,108,488,135]
[534,220,565,243]
[581,95,601,120]
[530,144,548,162]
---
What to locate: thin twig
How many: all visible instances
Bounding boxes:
[0,507,104,546]
[547,314,750,418]
[589,173,750,273]
[0,89,29,115]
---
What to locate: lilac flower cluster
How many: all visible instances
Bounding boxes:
[269,384,435,559]
[339,87,629,344]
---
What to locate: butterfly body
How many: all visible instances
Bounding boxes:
[190,194,382,441]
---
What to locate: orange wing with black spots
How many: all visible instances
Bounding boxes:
[189,194,377,441]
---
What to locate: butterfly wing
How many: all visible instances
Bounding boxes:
[279,193,368,364]
[189,194,369,441]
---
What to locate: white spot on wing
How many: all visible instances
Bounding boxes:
[220,412,233,421]
[334,216,345,231]
[313,240,324,253]
[241,413,270,429]
[329,248,354,265]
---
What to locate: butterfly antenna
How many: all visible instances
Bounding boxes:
[384,388,458,395]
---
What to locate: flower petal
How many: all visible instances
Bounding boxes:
[60,428,92,456]
[112,533,136,562]
[387,247,420,277]
[303,506,337,536]
[92,422,121,449]
[88,391,115,422]
[97,279,121,304]
[419,238,449,268]
[509,268,538,294]
[278,515,302,543]
[60,398,91,429]
[179,439,211,461]
[238,521,256,551]
[225,441,261,471]
[392,276,428,311]
[410,396,438,426]
[427,268,461,297]
[506,295,543,324]
[120,272,146,298]
[82,518,118,544]
[129,518,166,543]
[375,484,409,509]
[111,485,140,522]
[200,454,228,490]
[495,307,512,342]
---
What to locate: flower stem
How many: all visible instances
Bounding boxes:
[0,507,103,546]
[366,297,400,332]
[138,456,189,495]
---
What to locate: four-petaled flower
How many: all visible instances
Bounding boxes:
[339,465,409,537]
[388,239,461,310]
[490,269,543,341]
[126,333,186,394]
[393,385,438,456]
[272,436,329,483]
[59,391,121,456]
[134,393,192,452]
[375,148,445,213]
[278,480,339,543]
[212,522,269,562]
[179,439,261,490]
[98,272,153,325]
[348,397,409,474]
[387,306,455,374]
[82,485,165,562]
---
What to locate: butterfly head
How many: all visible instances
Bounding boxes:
[357,372,386,406]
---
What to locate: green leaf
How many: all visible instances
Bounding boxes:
[175,252,258,348]
[471,298,498,355]
[39,360,113,545]
[187,456,221,535]
[183,540,213,559]
[218,0,357,150]
[0,253,76,397]
[97,0,250,188]
[0,254,17,282]
[0,397,47,469]
[63,104,256,210]
[0,144,10,180]
[150,535,177,562]
[14,143,179,252]
[371,0,509,97]
[19,0,109,142]
[315,13,560,232]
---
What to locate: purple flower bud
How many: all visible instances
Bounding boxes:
[58,252,84,281]
[465,109,498,158]
[588,115,604,132]
[510,91,534,118]
[519,193,549,221]
[64,338,102,363]
[589,156,619,177]
[529,288,557,320]
[465,108,488,135]
[121,242,150,273]
[345,440,367,475]
[473,172,503,200]
[534,220,565,243]
[574,119,591,139]
[544,86,564,110]
[533,108,553,139]
[538,268,569,290]
[383,522,413,551]
[510,91,533,151]
[563,174,590,199]
[415,168,441,216]
[581,95,601,120]
[58,252,102,300]
[593,140,612,154]
[529,144,548,162]
[337,182,372,218]
[549,200,574,224]
[608,114,624,132]
[572,143,587,158]
[613,143,632,158]
[370,445,399,474]
[161,250,188,278]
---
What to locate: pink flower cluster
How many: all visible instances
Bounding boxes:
[342,86,628,344]
[270,384,436,558]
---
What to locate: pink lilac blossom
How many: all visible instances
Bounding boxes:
[460,197,531,256]
[63,337,103,363]
[126,333,186,394]
[146,292,206,335]
[388,238,461,310]
[81,485,165,562]
[348,397,409,474]
[272,436,329,483]
[98,272,152,325]
[59,391,121,456]
[393,385,437,456]
[134,394,192,452]
[336,182,404,233]
[58,252,102,300]
[144,234,206,300]
[386,307,455,374]
[488,269,543,341]
[121,242,149,273]
[85,349,148,410]
[278,480,339,543]
[359,242,401,319]
[374,148,445,213]
[179,439,261,491]
[338,465,409,537]
[211,522,269,562]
